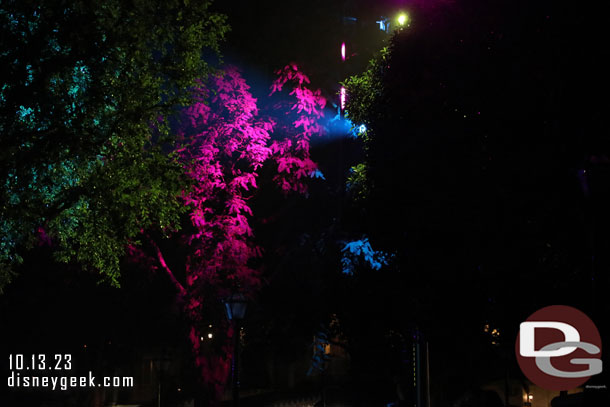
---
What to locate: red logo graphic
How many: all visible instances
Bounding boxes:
[515,305,602,391]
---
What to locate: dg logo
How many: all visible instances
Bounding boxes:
[515,305,603,391]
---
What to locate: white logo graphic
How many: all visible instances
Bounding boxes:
[519,321,602,378]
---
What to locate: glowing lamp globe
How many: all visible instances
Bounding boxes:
[397,13,409,26]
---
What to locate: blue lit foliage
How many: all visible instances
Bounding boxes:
[309,169,326,180]
[0,0,228,291]
[344,118,367,140]
[326,112,353,138]
[326,114,365,140]
[376,18,389,33]
[341,237,392,275]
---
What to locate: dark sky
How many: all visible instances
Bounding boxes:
[211,0,455,93]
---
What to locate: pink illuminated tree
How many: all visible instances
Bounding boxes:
[131,65,325,403]
[269,64,327,193]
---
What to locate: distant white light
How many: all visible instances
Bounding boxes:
[208,333,213,339]
[358,124,367,134]
[340,87,346,110]
[341,42,346,61]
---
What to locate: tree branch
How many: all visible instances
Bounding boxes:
[148,236,186,296]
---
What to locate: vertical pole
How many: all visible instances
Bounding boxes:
[233,321,240,407]
[504,360,509,407]
[157,361,162,407]
[158,377,161,407]
[425,342,431,407]
[416,335,421,407]
[412,341,417,406]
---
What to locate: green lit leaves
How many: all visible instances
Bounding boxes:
[0,0,228,291]
[342,46,390,137]
[346,163,370,201]
[341,49,391,202]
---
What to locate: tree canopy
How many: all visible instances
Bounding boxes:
[0,0,229,291]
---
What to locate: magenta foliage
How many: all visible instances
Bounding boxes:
[169,65,325,401]
[177,65,326,294]
[269,64,326,194]
[178,67,273,295]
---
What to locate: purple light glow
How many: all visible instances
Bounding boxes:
[340,86,346,110]
[341,42,346,61]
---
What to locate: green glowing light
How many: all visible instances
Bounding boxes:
[397,13,409,26]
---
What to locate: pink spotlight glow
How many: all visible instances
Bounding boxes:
[340,86,346,110]
[341,42,346,61]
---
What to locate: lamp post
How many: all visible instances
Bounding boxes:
[153,351,171,407]
[224,293,248,407]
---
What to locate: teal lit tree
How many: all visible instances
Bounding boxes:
[1,1,329,401]
[0,0,228,291]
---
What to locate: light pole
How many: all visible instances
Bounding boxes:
[224,293,248,407]
[153,351,171,407]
